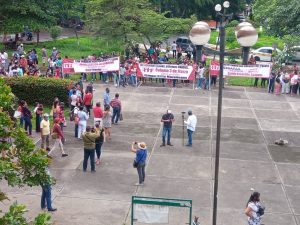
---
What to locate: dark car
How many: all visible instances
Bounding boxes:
[176,37,194,51]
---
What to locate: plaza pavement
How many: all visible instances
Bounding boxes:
[2,82,300,225]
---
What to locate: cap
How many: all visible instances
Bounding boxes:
[43,113,49,117]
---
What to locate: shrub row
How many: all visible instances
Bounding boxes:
[4,77,72,106]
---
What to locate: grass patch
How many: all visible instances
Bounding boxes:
[28,106,69,131]
[209,30,284,50]
[226,77,255,86]
[5,36,124,59]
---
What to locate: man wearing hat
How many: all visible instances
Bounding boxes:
[184,110,197,147]
[131,142,148,186]
[40,113,50,151]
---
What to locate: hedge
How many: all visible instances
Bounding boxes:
[4,77,72,106]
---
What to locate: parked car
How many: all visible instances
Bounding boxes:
[176,37,194,51]
[251,47,281,62]
[290,46,300,61]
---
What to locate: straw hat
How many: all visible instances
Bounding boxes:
[138,142,147,150]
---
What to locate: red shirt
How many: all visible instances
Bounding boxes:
[83,93,93,106]
[93,106,103,118]
[52,123,64,139]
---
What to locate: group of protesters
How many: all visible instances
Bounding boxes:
[249,55,300,96]
[2,42,300,96]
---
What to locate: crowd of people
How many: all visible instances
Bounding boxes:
[248,55,300,96]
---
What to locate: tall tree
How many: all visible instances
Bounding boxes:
[86,0,195,45]
[149,0,246,19]
[0,78,51,225]
[0,0,56,33]
[253,0,300,36]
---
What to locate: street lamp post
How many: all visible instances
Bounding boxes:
[189,21,211,65]
[212,2,230,225]
[212,3,258,225]
[236,25,258,65]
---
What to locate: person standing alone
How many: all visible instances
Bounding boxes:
[131,142,147,186]
[184,110,197,147]
[171,41,177,58]
[160,109,175,147]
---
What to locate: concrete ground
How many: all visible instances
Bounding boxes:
[2,82,300,225]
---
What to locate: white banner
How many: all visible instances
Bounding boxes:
[138,63,195,80]
[72,57,120,73]
[134,204,169,224]
[223,63,271,78]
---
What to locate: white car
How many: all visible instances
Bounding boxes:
[290,46,300,61]
[251,47,281,62]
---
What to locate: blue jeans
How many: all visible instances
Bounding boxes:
[20,116,24,128]
[41,184,53,210]
[75,124,78,138]
[102,73,108,82]
[268,78,275,93]
[91,73,96,80]
[83,149,95,171]
[162,127,172,145]
[24,116,32,135]
[205,78,209,89]
[112,107,120,124]
[197,77,203,88]
[187,129,193,145]
[131,74,137,86]
[137,163,146,184]
[95,142,103,159]
[119,75,125,86]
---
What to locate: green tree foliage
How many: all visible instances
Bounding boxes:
[0,0,56,33]
[86,0,195,45]
[53,0,86,26]
[149,0,246,19]
[0,78,51,225]
[49,26,63,41]
[253,0,300,37]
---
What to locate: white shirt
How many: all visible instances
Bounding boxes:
[185,114,197,131]
[71,94,78,106]
[291,75,298,85]
[198,67,205,78]
[172,43,177,51]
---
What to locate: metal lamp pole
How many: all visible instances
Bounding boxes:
[196,45,203,65]
[212,2,230,225]
[242,47,250,65]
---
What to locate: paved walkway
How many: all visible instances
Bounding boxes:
[2,83,300,225]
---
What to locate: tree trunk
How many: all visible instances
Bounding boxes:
[74,28,79,46]
[15,33,19,42]
[36,31,40,46]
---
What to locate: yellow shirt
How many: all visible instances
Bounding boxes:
[40,119,50,135]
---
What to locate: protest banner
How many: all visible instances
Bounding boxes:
[209,60,271,78]
[209,60,220,76]
[62,57,120,74]
[223,63,271,78]
[62,58,75,74]
[137,63,196,80]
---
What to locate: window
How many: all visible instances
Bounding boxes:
[182,39,188,44]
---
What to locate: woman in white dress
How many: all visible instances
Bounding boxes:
[245,192,264,225]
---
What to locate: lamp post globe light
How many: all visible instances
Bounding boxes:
[212,2,259,225]
[189,21,211,65]
[236,24,258,64]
